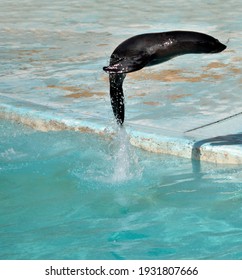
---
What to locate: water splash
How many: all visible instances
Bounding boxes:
[72,125,143,187]
[110,126,142,183]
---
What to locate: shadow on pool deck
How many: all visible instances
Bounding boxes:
[192,132,242,162]
[194,133,242,147]
[191,133,242,174]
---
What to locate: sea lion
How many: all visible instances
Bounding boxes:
[103,31,226,125]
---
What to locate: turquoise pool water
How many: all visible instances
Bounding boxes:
[1,0,242,260]
[1,120,242,260]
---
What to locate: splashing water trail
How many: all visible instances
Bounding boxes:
[76,125,143,187]
[111,126,142,183]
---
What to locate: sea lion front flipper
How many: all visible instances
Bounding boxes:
[104,52,151,74]
[109,72,126,125]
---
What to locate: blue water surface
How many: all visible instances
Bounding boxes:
[1,0,242,261]
[1,120,242,260]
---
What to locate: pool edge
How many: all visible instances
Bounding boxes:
[1,105,242,165]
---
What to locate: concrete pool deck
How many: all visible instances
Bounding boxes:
[1,0,242,165]
[1,57,242,165]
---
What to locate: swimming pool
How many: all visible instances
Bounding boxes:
[1,119,242,260]
[1,0,242,260]
[1,0,242,163]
